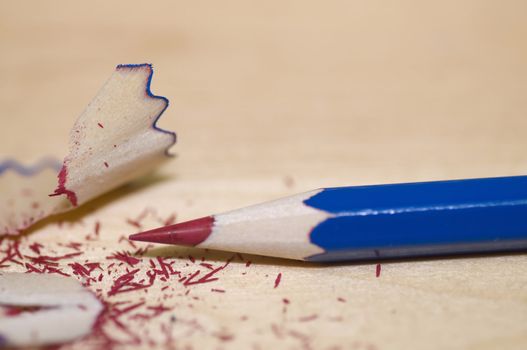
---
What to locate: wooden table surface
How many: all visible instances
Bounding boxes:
[1,1,526,349]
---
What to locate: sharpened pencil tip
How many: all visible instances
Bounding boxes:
[129,216,215,246]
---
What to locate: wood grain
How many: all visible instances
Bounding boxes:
[1,1,526,349]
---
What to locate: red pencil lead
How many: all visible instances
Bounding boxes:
[129,216,214,246]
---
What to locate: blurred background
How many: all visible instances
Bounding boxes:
[2,2,527,348]
[1,0,527,186]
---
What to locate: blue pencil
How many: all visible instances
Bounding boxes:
[129,176,527,262]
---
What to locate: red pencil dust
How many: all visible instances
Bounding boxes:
[29,242,43,255]
[106,251,141,267]
[126,219,142,229]
[298,314,318,322]
[274,273,282,288]
[199,262,214,270]
[0,220,242,349]
[163,213,177,226]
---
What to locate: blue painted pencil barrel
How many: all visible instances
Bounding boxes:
[306,176,527,262]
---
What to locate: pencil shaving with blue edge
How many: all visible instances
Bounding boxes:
[0,64,176,235]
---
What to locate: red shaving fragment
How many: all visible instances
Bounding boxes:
[69,261,102,280]
[69,262,91,277]
[199,262,214,270]
[87,300,145,348]
[97,122,104,128]
[83,222,101,241]
[288,329,311,346]
[125,208,152,229]
[63,241,83,251]
[107,269,155,296]
[183,270,200,286]
[25,262,43,273]
[151,257,173,279]
[245,260,252,267]
[49,165,78,206]
[130,303,173,321]
[163,213,176,226]
[104,162,109,168]
[281,297,290,314]
[117,301,146,316]
[133,245,152,256]
[146,304,172,316]
[274,272,282,288]
[118,235,137,249]
[188,255,195,263]
[29,242,44,254]
[126,219,142,229]
[45,266,70,276]
[184,264,227,286]
[299,314,318,322]
[11,240,22,259]
[27,252,82,264]
[337,297,346,303]
[0,241,24,267]
[106,251,141,267]
[214,332,234,342]
[376,263,381,278]
[86,262,102,270]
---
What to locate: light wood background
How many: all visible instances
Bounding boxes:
[1,1,526,349]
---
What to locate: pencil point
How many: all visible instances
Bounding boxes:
[129,216,214,246]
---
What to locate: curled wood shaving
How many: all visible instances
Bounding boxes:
[0,64,175,235]
[0,273,103,347]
